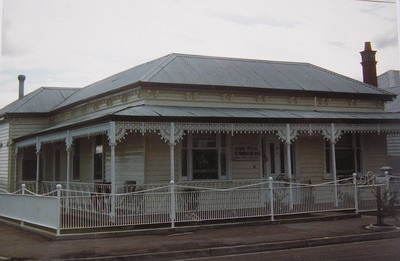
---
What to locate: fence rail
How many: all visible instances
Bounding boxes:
[3,175,400,235]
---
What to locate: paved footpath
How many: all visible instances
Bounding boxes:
[0,213,399,260]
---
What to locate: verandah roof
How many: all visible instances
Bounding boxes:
[13,104,400,147]
[113,105,400,122]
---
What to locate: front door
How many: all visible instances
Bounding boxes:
[262,137,285,178]
[261,135,295,180]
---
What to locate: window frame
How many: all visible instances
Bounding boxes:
[181,133,230,181]
[93,135,105,182]
[324,133,362,179]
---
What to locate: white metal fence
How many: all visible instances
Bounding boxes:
[2,174,400,235]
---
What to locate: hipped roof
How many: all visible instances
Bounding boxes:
[54,53,395,110]
[2,53,396,118]
[0,87,79,117]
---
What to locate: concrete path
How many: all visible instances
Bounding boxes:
[0,213,399,260]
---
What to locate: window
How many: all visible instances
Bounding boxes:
[73,139,80,180]
[181,133,228,180]
[325,133,361,178]
[94,136,104,181]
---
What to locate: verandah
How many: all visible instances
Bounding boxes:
[13,121,400,197]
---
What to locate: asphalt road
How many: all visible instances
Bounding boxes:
[180,238,400,261]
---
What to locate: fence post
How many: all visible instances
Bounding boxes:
[21,184,26,226]
[353,173,358,214]
[385,171,389,191]
[56,184,62,236]
[170,180,176,228]
[269,177,274,221]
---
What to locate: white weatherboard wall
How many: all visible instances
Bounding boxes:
[105,132,145,186]
[362,134,388,175]
[0,123,10,190]
[387,135,400,156]
[387,134,400,174]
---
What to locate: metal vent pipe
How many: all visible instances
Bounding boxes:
[18,75,26,99]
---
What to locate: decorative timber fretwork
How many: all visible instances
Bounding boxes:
[159,125,185,144]
[114,122,400,144]
[277,124,298,145]
[65,131,73,151]
[322,124,342,143]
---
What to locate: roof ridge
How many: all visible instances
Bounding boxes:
[307,63,396,97]
[8,87,47,113]
[139,53,179,81]
[40,86,81,90]
[168,53,310,66]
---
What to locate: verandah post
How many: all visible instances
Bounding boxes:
[21,184,26,226]
[170,180,176,228]
[269,177,274,221]
[35,137,41,194]
[330,123,339,208]
[109,122,117,220]
[169,122,176,228]
[285,124,294,210]
[65,131,73,214]
[353,173,358,214]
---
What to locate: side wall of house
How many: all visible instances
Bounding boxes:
[9,118,51,189]
[143,133,264,183]
[105,132,145,186]
[79,137,94,183]
[0,122,10,190]
[386,134,400,175]
[144,133,175,184]
[41,142,67,182]
[42,145,53,181]
[9,118,50,140]
[296,134,325,184]
[231,134,261,180]
[362,133,388,175]
[31,131,391,186]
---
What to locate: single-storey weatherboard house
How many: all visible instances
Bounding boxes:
[1,43,400,196]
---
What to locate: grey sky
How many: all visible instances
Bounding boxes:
[0,0,398,108]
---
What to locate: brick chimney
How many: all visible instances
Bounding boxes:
[360,42,378,87]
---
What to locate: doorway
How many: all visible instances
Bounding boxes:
[261,135,295,180]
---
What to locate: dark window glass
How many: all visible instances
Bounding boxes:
[182,133,227,180]
[22,147,38,181]
[192,149,218,180]
[94,136,104,181]
[73,139,80,180]
[326,134,361,178]
[270,143,275,174]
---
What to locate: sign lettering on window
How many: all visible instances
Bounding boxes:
[233,145,261,160]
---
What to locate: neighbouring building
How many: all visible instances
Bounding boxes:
[0,42,399,194]
[378,69,400,174]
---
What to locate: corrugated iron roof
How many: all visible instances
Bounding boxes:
[55,53,395,110]
[113,105,400,120]
[21,104,400,138]
[0,87,79,117]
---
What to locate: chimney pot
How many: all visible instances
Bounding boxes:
[18,75,26,99]
[364,42,372,51]
[360,42,378,87]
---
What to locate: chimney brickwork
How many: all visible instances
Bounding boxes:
[360,42,378,87]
